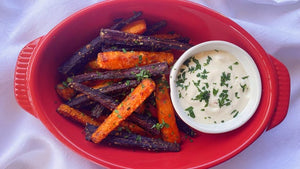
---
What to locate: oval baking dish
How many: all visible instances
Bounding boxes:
[14,0,290,168]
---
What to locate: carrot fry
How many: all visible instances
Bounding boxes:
[152,33,190,43]
[110,11,143,30]
[97,116,147,136]
[57,104,148,135]
[87,60,101,70]
[57,104,100,126]
[143,20,167,36]
[91,78,156,143]
[96,51,174,70]
[56,84,76,101]
[121,19,147,35]
[155,76,181,143]
[152,33,182,40]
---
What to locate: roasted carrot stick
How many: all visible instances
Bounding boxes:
[96,51,174,70]
[155,76,181,143]
[57,104,147,135]
[87,60,101,70]
[152,33,182,40]
[97,116,147,136]
[91,78,156,143]
[57,104,101,126]
[56,84,76,101]
[121,19,147,35]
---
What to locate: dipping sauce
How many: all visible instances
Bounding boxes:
[175,50,250,124]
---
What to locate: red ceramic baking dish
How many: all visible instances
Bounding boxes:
[14,0,290,168]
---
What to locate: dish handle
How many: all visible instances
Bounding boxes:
[14,36,44,118]
[266,55,291,130]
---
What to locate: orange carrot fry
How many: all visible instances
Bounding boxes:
[91,78,156,143]
[57,104,148,135]
[155,76,181,143]
[56,84,76,101]
[152,33,182,40]
[121,19,147,35]
[57,104,100,126]
[96,51,174,70]
[87,60,101,70]
[97,116,148,136]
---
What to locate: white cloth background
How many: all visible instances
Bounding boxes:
[1,0,299,168]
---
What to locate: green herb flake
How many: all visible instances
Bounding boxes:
[218,89,232,108]
[192,90,210,107]
[138,55,143,64]
[135,69,150,81]
[242,76,249,79]
[204,56,212,66]
[125,80,131,86]
[234,61,239,65]
[228,65,233,70]
[136,135,142,142]
[213,88,219,96]
[185,106,196,118]
[66,77,73,83]
[62,81,68,87]
[220,72,231,87]
[240,83,247,92]
[233,110,239,118]
[235,92,240,99]
[122,48,127,53]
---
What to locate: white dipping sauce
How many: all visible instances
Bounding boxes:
[175,50,250,124]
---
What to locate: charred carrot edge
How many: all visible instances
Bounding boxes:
[91,78,156,143]
[100,29,192,51]
[152,33,182,40]
[68,81,160,135]
[71,62,168,83]
[57,104,100,126]
[96,51,174,70]
[57,104,148,135]
[121,19,147,35]
[155,76,181,143]
[97,116,148,136]
[67,80,139,108]
[58,36,102,76]
[110,11,143,30]
[87,60,101,70]
[56,84,76,101]
[143,20,167,36]
[85,124,180,152]
[152,33,190,43]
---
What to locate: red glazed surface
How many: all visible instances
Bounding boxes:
[14,0,290,168]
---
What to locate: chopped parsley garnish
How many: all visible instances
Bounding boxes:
[218,90,232,108]
[203,56,212,66]
[240,83,247,92]
[192,57,202,71]
[122,48,127,53]
[183,57,192,67]
[213,88,219,96]
[151,120,170,130]
[242,76,249,79]
[220,72,231,87]
[138,55,143,64]
[235,92,240,99]
[231,110,239,118]
[192,90,210,107]
[185,106,195,118]
[135,69,150,81]
[136,135,142,141]
[233,61,239,65]
[66,77,73,83]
